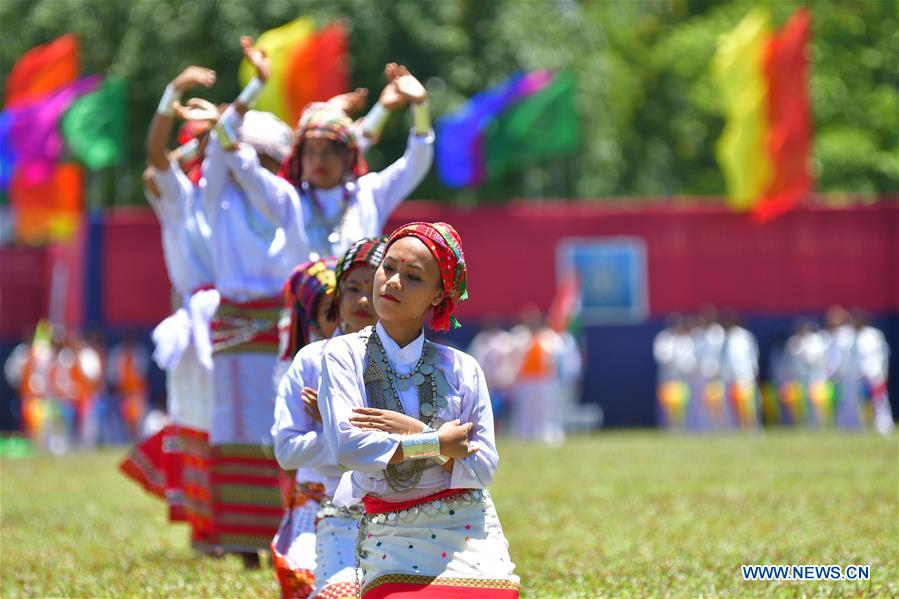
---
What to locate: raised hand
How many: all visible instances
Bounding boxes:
[379,62,407,110]
[328,88,369,115]
[241,35,270,82]
[175,97,221,123]
[436,420,477,459]
[393,65,428,104]
[170,66,216,92]
[301,387,321,423]
[350,407,426,435]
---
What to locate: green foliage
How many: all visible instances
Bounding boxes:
[0,0,895,205]
[1,433,897,596]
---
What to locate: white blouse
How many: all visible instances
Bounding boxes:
[202,136,291,301]
[224,114,434,264]
[319,322,498,507]
[271,337,344,494]
[147,162,213,299]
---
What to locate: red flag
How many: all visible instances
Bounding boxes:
[753,9,813,222]
[286,22,350,124]
[5,34,79,108]
[548,268,581,333]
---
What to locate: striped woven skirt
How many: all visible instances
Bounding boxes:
[358,489,520,598]
[209,443,283,553]
[180,426,215,550]
[208,296,284,553]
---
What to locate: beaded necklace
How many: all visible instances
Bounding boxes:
[362,327,449,491]
[304,182,352,257]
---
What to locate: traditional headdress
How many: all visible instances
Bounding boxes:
[177,120,209,184]
[282,258,337,358]
[327,236,387,322]
[240,110,293,164]
[385,222,468,331]
[279,103,368,188]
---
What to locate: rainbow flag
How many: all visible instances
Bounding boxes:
[238,18,349,126]
[436,70,580,188]
[2,35,97,244]
[713,8,813,222]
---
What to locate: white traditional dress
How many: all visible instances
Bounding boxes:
[271,335,362,599]
[854,325,894,434]
[222,114,434,264]
[121,161,216,544]
[319,323,519,598]
[201,135,291,553]
[721,326,761,429]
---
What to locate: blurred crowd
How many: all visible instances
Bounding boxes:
[3,321,154,453]
[467,306,599,445]
[654,306,893,434]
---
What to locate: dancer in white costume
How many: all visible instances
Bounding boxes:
[268,257,337,598]
[852,312,894,435]
[319,222,519,598]
[131,66,218,545]
[508,308,565,444]
[273,237,416,598]
[220,39,434,263]
[175,54,296,560]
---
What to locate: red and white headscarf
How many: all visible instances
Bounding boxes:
[386,222,469,332]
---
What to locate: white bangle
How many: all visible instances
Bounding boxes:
[411,101,431,135]
[214,107,240,150]
[362,101,390,139]
[237,77,264,107]
[401,431,440,459]
[156,84,182,117]
[175,138,201,163]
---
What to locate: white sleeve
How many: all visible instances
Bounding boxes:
[201,135,230,224]
[319,340,401,473]
[362,129,434,230]
[224,144,303,229]
[149,160,192,222]
[271,354,333,470]
[220,112,303,229]
[450,360,498,489]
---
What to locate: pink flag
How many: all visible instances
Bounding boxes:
[9,75,99,185]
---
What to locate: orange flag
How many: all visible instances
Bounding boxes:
[5,34,79,108]
[286,22,350,124]
[9,163,83,244]
[753,8,813,222]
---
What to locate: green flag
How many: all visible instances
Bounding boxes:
[484,71,580,180]
[61,77,126,169]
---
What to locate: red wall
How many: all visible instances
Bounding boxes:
[1,198,896,338]
[386,199,899,319]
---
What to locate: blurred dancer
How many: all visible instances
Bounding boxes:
[853,311,894,435]
[509,306,564,444]
[720,312,760,430]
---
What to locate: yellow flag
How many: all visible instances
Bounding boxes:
[239,16,314,124]
[713,8,773,211]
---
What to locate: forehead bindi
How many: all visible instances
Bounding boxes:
[345,265,375,284]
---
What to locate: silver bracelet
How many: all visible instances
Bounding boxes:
[401,431,440,459]
[421,424,449,465]
[175,138,201,163]
[411,101,431,135]
[237,77,264,107]
[214,107,240,151]
[362,101,390,139]
[156,84,182,117]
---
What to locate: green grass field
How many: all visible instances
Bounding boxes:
[2,431,896,598]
